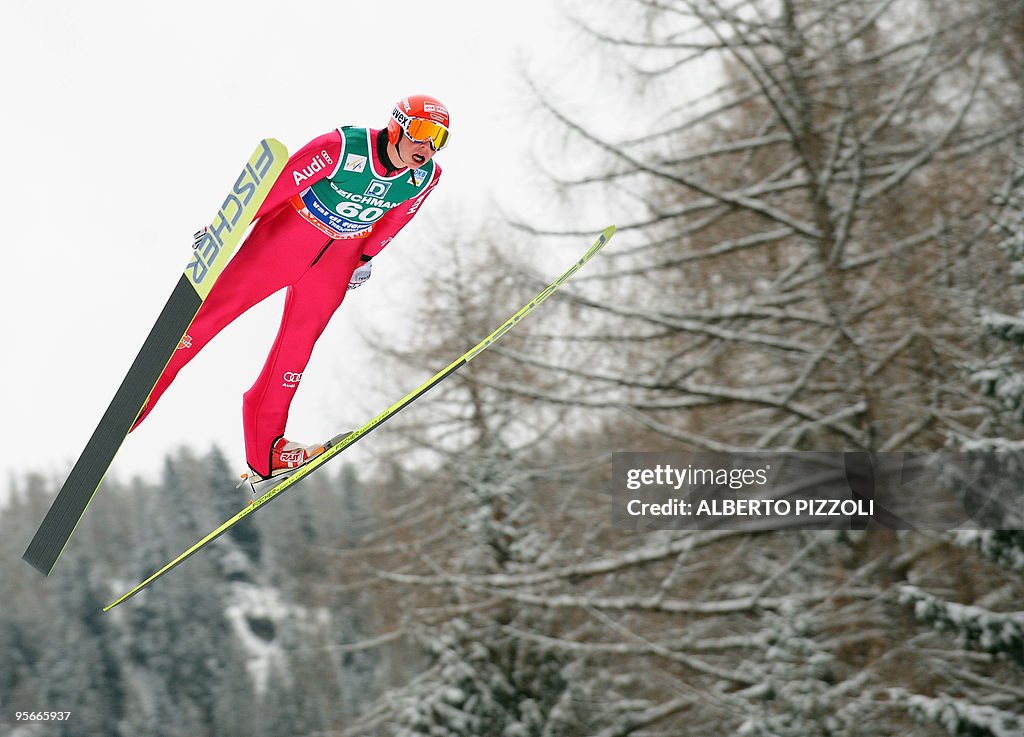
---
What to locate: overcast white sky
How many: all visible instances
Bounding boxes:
[0,0,638,495]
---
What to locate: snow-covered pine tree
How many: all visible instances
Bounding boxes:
[970,159,1024,445]
[377,453,580,737]
[735,603,861,737]
[892,154,1024,736]
[390,616,573,737]
[956,154,1024,571]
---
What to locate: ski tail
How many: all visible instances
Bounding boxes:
[22,278,202,575]
[103,225,615,611]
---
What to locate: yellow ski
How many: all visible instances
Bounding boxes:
[104,226,615,612]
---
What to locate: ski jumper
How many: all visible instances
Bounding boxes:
[131,127,441,477]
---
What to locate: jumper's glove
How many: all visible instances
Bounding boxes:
[347,260,373,291]
[192,227,208,249]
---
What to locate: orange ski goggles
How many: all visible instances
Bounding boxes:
[402,117,450,151]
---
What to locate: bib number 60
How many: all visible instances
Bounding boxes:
[335,201,385,222]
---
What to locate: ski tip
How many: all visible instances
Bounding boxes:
[103,592,131,612]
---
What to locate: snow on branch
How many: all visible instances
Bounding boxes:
[891,689,1024,737]
[899,585,1024,664]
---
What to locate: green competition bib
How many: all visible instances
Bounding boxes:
[294,127,435,239]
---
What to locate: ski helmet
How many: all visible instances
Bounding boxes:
[387,94,451,151]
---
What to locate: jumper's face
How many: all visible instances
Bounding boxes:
[397,133,437,168]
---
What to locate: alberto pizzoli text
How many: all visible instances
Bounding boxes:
[625,498,875,518]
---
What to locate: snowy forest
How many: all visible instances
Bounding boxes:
[4,0,1024,735]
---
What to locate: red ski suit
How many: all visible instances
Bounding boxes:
[131,128,441,477]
